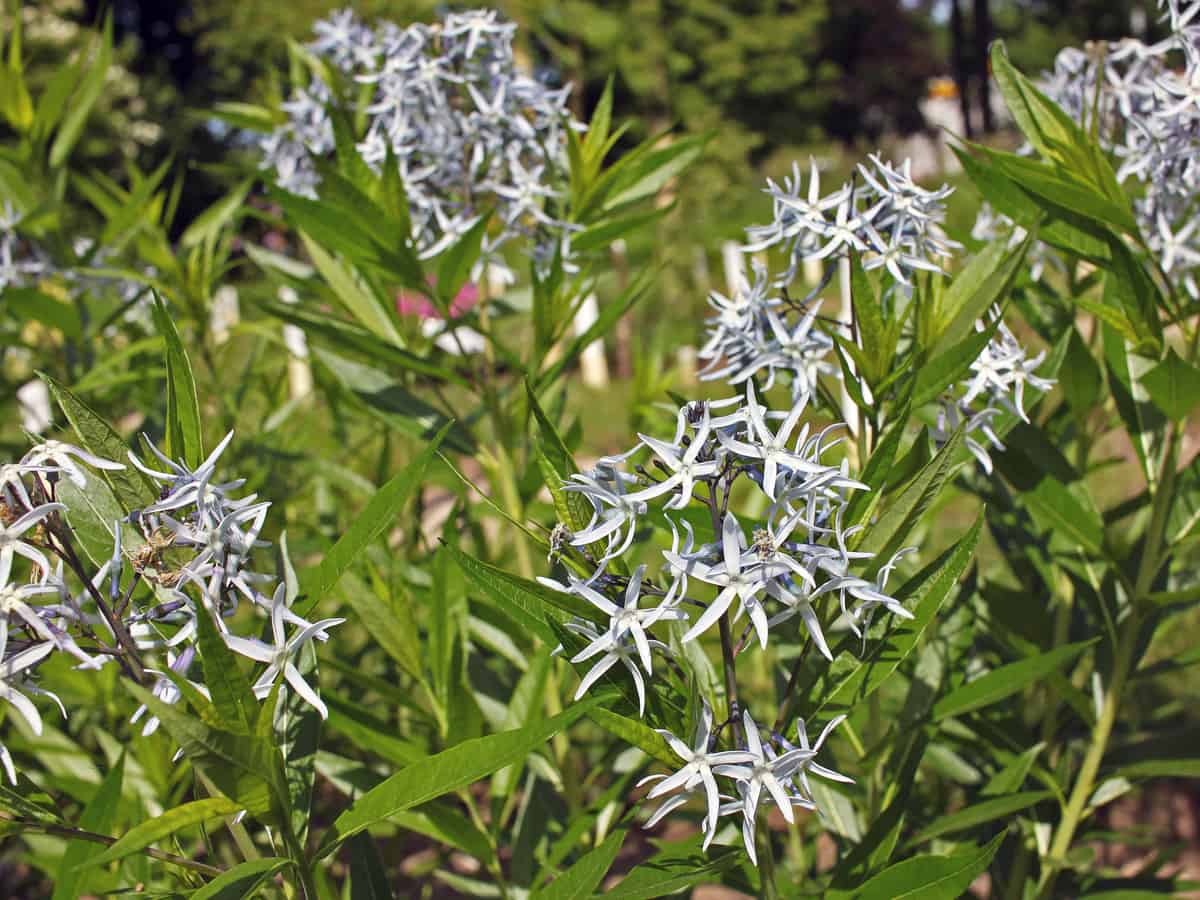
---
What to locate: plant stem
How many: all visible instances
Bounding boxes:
[0,813,223,877]
[758,825,780,900]
[1036,608,1139,899]
[707,484,742,744]
[1036,423,1179,897]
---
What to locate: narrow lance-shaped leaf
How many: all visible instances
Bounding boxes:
[314,698,605,858]
[907,791,1051,846]
[933,639,1098,721]
[191,858,291,900]
[151,293,204,469]
[445,544,597,643]
[297,423,450,617]
[42,374,157,512]
[851,833,1005,900]
[49,13,112,168]
[532,829,625,900]
[194,601,256,734]
[806,514,982,719]
[77,797,242,870]
[53,754,125,900]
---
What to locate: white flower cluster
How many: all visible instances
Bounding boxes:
[0,432,342,784]
[745,155,958,288]
[934,313,1054,474]
[700,156,959,401]
[541,384,914,859]
[976,0,1200,296]
[259,8,580,276]
[0,203,50,292]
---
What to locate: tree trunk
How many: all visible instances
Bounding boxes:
[950,0,974,139]
[974,0,995,133]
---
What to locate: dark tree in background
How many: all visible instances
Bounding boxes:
[818,0,940,143]
[975,0,994,133]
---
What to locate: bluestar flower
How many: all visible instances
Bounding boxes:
[640,701,756,838]
[627,405,722,510]
[260,8,580,275]
[223,585,344,719]
[0,635,56,783]
[711,709,818,864]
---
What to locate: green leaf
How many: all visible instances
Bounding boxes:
[193,602,256,734]
[276,638,322,846]
[1115,758,1200,779]
[49,15,112,168]
[982,743,1045,796]
[259,297,466,386]
[535,269,654,389]
[43,374,157,512]
[338,572,423,682]
[602,134,705,211]
[123,681,282,816]
[1104,238,1164,349]
[532,829,624,900]
[599,839,740,899]
[297,424,449,618]
[389,803,495,865]
[847,254,886,383]
[807,515,981,719]
[299,232,404,346]
[853,833,1004,900]
[571,206,670,255]
[933,639,1097,721]
[858,427,965,565]
[180,178,252,249]
[914,317,1003,408]
[937,233,1031,350]
[348,831,394,900]
[31,53,82,142]
[191,858,290,900]
[844,404,909,533]
[1059,327,1104,413]
[314,347,474,453]
[1141,348,1200,422]
[4,287,82,339]
[314,698,603,858]
[444,544,595,644]
[151,294,203,469]
[435,215,489,308]
[53,754,125,900]
[1021,475,1105,555]
[78,797,241,870]
[587,707,677,767]
[909,791,1050,845]
[526,381,577,477]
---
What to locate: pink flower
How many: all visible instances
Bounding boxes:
[397,279,480,320]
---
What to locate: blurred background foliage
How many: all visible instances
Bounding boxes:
[1,0,1172,446]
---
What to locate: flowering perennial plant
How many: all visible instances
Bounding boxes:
[260,7,580,276]
[974,0,1200,297]
[542,383,914,860]
[0,428,341,783]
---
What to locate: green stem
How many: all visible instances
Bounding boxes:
[758,825,780,900]
[1037,423,1179,898]
[707,485,742,744]
[0,813,223,877]
[1036,609,1139,898]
